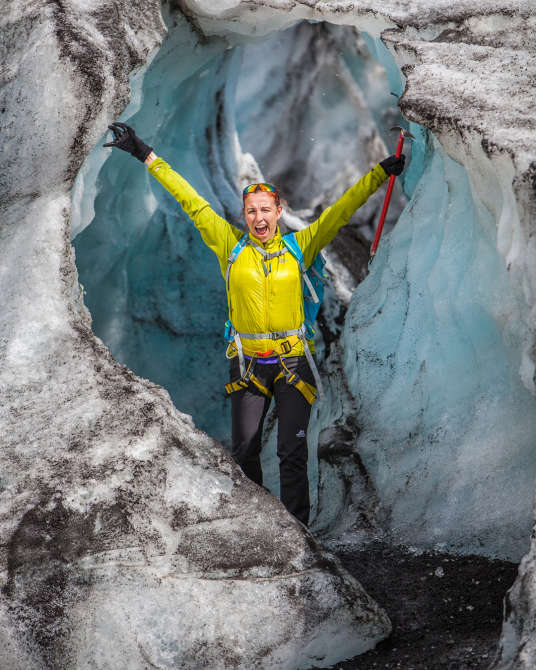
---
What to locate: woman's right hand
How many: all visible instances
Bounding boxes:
[103,122,153,163]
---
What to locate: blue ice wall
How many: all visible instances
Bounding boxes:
[343,135,536,559]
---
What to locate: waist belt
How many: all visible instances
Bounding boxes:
[225,323,324,402]
[245,354,279,365]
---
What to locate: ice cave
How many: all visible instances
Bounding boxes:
[1,1,536,669]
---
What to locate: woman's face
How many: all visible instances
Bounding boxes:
[243,192,282,244]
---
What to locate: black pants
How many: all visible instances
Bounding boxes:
[229,355,315,525]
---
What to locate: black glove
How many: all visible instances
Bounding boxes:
[380,154,406,176]
[103,122,153,162]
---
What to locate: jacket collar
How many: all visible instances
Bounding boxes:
[248,227,282,250]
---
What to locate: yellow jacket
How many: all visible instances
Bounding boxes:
[148,158,387,357]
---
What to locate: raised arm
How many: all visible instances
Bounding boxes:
[104,123,242,275]
[145,153,242,270]
[295,156,404,268]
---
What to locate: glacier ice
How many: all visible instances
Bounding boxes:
[343,135,536,559]
[3,0,536,668]
[1,2,393,669]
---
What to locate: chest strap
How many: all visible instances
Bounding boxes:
[226,238,289,288]
[247,241,289,277]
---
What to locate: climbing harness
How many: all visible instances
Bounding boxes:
[226,352,318,405]
[224,232,326,402]
[225,356,273,399]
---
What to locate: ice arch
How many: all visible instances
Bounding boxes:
[72,19,408,445]
[3,0,536,667]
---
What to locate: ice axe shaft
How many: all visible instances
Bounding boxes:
[369,127,413,261]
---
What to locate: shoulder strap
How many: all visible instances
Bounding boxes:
[282,232,305,272]
[282,232,319,304]
[226,233,249,289]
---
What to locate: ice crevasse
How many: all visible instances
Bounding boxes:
[73,3,536,664]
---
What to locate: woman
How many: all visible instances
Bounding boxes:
[104,121,405,525]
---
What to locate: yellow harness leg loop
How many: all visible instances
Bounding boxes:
[225,379,249,394]
[225,373,273,399]
[225,356,273,399]
[249,374,273,399]
[225,355,316,404]
[274,364,317,405]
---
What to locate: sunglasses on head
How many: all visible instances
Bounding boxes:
[242,183,279,196]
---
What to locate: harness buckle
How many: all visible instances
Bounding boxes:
[243,357,256,383]
[280,340,292,354]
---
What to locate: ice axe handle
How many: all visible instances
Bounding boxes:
[369,131,405,261]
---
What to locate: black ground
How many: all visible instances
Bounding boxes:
[319,541,518,670]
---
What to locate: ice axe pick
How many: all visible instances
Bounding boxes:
[369,126,415,262]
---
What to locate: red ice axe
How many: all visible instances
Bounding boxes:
[369,126,414,262]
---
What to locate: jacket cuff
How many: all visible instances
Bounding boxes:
[147,156,167,174]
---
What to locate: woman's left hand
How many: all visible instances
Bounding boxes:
[380,154,406,176]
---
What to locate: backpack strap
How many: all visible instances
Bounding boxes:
[226,233,249,290]
[298,330,324,400]
[282,233,320,304]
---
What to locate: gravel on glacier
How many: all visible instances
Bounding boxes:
[317,541,518,670]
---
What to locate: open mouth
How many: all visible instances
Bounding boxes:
[255,223,269,236]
